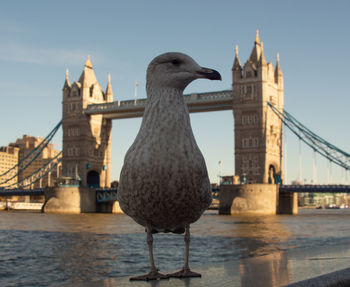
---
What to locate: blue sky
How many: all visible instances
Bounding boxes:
[0,0,349,184]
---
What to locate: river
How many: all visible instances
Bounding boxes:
[0,209,349,286]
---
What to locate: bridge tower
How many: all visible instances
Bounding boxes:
[62,57,113,188]
[232,31,284,184]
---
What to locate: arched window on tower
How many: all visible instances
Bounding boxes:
[90,86,94,98]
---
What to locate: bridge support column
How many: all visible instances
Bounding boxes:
[219,184,278,215]
[278,191,298,215]
[96,201,123,213]
[42,187,96,213]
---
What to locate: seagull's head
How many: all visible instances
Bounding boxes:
[146,52,221,92]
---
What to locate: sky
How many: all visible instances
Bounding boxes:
[0,0,349,184]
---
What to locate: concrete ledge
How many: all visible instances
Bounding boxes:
[284,267,350,287]
[219,184,278,215]
[63,242,350,287]
[42,187,96,213]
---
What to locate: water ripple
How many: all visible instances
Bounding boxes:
[0,209,349,286]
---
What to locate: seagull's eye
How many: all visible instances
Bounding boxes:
[171,59,181,66]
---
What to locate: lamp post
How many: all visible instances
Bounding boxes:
[218,160,222,184]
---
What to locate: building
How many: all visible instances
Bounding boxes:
[10,135,61,188]
[0,145,19,188]
[298,192,350,208]
[62,56,113,188]
[232,31,284,184]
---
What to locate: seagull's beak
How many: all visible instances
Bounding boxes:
[196,67,222,81]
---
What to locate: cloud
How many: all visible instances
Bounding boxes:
[0,42,109,67]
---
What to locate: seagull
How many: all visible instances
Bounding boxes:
[118,52,221,281]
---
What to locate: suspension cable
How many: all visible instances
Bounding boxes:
[267,102,350,171]
[19,158,62,188]
[0,121,62,184]
[4,151,62,189]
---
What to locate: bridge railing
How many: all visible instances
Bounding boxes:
[95,188,118,203]
[279,184,350,193]
[183,90,232,102]
[85,100,146,114]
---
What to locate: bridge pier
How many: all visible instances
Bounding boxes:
[42,187,96,213]
[278,191,298,214]
[219,184,278,215]
[96,201,123,213]
[219,184,298,215]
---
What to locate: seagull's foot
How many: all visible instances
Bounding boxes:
[167,267,201,278]
[130,270,169,281]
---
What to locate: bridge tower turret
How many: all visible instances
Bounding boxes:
[232,45,242,82]
[232,31,284,184]
[62,57,113,188]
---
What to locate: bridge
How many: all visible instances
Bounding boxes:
[1,89,349,211]
[84,90,233,119]
[279,184,350,193]
[1,33,349,214]
[1,184,350,205]
[64,34,349,190]
[2,89,348,198]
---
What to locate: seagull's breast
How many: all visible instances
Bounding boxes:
[118,87,212,230]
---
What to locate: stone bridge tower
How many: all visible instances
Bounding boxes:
[62,57,113,188]
[232,31,284,184]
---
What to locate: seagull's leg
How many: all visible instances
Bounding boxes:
[130,227,169,281]
[167,225,201,278]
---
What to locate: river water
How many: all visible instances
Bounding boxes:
[0,209,350,286]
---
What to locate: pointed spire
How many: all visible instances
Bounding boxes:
[255,29,260,44]
[79,55,98,87]
[233,45,242,71]
[248,30,262,68]
[63,68,71,89]
[258,42,267,66]
[105,73,114,102]
[85,55,93,69]
[275,53,283,83]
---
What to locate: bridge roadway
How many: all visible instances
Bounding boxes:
[84,90,233,119]
[0,188,45,196]
[1,185,349,203]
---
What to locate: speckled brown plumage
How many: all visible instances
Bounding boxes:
[117,52,221,280]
